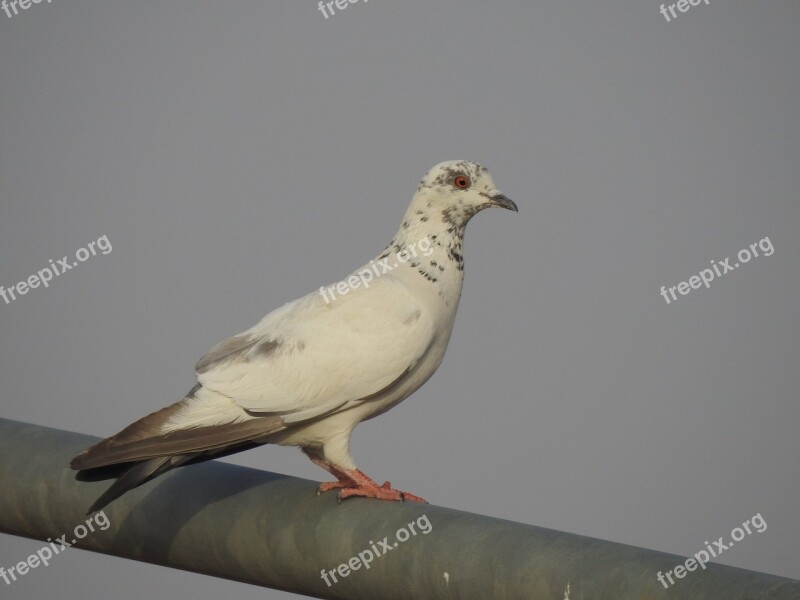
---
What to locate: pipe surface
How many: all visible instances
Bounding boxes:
[0,418,797,599]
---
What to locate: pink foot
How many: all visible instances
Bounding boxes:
[302,449,428,503]
[317,480,348,494]
[334,470,427,503]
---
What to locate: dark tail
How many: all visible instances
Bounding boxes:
[77,440,264,514]
[85,456,178,514]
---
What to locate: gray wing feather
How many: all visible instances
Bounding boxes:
[195,334,279,374]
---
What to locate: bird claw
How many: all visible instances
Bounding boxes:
[400,491,429,504]
[335,483,427,503]
[315,468,427,503]
[318,480,347,494]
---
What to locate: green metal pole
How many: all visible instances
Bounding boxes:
[0,418,797,599]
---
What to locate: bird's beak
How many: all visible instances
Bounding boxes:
[483,190,518,212]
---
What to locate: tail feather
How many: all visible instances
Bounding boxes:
[87,456,182,514]
[80,440,265,513]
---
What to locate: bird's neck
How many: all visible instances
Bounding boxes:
[374,209,468,311]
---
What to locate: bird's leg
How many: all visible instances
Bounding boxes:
[302,447,357,494]
[302,448,426,503]
[336,468,428,504]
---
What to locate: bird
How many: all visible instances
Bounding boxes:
[70,160,517,513]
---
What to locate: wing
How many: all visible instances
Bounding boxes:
[195,273,437,416]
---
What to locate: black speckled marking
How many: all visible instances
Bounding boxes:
[390,161,501,286]
[417,160,488,194]
[418,268,438,282]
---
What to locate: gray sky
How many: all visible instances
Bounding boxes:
[1,1,798,598]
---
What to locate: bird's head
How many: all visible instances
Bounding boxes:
[410,160,517,232]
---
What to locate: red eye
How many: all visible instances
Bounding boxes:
[453,175,470,189]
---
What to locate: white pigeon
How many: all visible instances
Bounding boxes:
[71,160,517,512]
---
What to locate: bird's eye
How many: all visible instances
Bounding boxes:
[453,175,470,189]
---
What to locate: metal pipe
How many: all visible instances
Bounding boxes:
[0,418,797,599]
